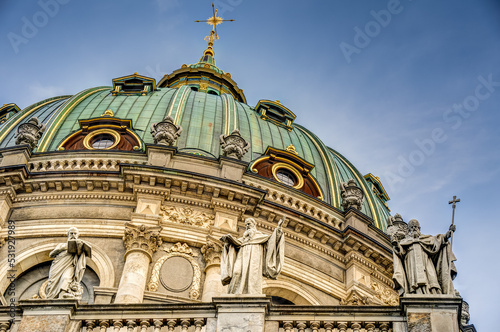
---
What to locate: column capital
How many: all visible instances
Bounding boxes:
[201,237,223,268]
[123,222,163,260]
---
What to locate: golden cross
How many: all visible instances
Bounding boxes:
[195,3,234,46]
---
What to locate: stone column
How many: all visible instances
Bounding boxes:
[401,295,462,332]
[114,223,162,303]
[201,239,227,301]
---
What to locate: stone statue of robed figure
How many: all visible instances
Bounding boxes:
[391,219,457,296]
[220,218,284,295]
[46,227,92,299]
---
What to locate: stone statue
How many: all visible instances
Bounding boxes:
[340,179,364,210]
[219,129,250,160]
[15,117,46,150]
[220,217,285,295]
[391,219,457,296]
[45,227,92,299]
[150,116,183,146]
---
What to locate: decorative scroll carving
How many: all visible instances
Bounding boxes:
[461,300,470,326]
[123,223,163,258]
[340,289,371,305]
[219,129,250,160]
[150,116,183,146]
[371,281,399,305]
[159,205,215,228]
[15,117,46,150]
[201,238,223,266]
[148,242,201,300]
[340,179,364,210]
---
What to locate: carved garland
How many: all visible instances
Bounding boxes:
[147,243,201,300]
[159,205,215,229]
[370,280,399,305]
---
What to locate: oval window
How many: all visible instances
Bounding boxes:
[91,134,115,149]
[276,169,296,186]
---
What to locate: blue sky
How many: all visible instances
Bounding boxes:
[1,0,499,329]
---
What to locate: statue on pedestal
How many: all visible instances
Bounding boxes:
[391,219,457,296]
[220,218,285,295]
[45,227,92,299]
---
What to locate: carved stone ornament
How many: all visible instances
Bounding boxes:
[15,117,46,150]
[201,238,223,266]
[219,129,250,160]
[123,223,163,258]
[150,116,183,146]
[159,205,215,229]
[386,213,408,242]
[147,242,201,300]
[340,179,364,210]
[371,281,399,305]
[340,289,371,305]
[461,300,470,326]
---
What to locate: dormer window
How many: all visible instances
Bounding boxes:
[255,100,296,131]
[57,110,142,151]
[250,145,323,200]
[112,73,157,96]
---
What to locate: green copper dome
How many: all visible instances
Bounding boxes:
[0,73,391,230]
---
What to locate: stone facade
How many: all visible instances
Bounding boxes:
[0,145,471,331]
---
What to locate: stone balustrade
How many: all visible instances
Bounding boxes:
[83,318,206,332]
[29,158,146,172]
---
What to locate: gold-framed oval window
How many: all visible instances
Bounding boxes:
[82,129,121,150]
[271,163,304,190]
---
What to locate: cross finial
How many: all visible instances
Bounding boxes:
[448,195,460,208]
[195,3,235,56]
[448,195,460,226]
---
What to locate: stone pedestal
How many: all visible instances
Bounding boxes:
[219,157,247,182]
[146,144,176,168]
[212,296,271,332]
[0,146,31,167]
[17,300,79,332]
[114,223,162,304]
[401,295,462,332]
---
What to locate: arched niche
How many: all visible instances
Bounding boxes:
[263,278,321,305]
[0,238,115,297]
[3,261,99,303]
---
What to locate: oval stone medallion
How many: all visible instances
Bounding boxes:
[159,256,194,292]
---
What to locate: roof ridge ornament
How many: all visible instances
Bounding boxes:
[195,3,235,57]
[286,144,298,155]
[101,109,114,117]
